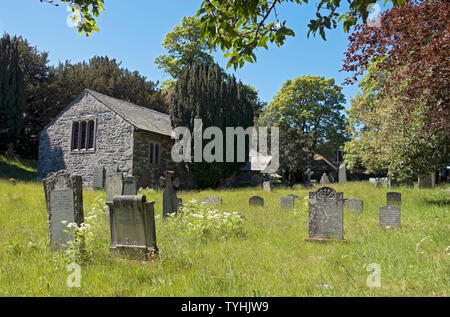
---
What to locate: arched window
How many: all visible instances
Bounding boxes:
[149,141,161,166]
[80,121,87,150]
[71,122,79,151]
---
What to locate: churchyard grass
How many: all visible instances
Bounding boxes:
[0,178,448,296]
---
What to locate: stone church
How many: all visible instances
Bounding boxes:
[37,89,193,188]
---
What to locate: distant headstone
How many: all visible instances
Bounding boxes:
[201,196,223,205]
[328,173,335,183]
[263,181,272,192]
[339,164,347,183]
[344,198,363,213]
[106,173,124,204]
[307,186,345,241]
[110,195,158,260]
[320,173,330,185]
[93,166,105,189]
[403,180,414,188]
[305,168,314,187]
[418,173,436,189]
[249,196,264,207]
[386,192,401,206]
[161,171,181,218]
[139,170,151,189]
[123,176,137,195]
[379,206,401,229]
[280,195,295,209]
[43,170,84,250]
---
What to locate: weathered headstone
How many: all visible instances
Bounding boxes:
[201,196,223,205]
[43,170,84,250]
[249,195,264,207]
[123,175,137,195]
[139,170,151,189]
[344,198,363,213]
[320,173,330,185]
[110,195,158,260]
[161,171,181,217]
[418,173,436,189]
[92,166,105,189]
[263,181,272,192]
[339,163,347,183]
[328,173,335,183]
[307,186,345,241]
[305,168,314,187]
[280,195,295,209]
[386,192,401,206]
[106,173,124,204]
[379,206,401,229]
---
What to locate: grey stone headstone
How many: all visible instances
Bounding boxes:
[280,195,295,209]
[93,166,105,189]
[43,170,84,250]
[379,206,401,228]
[328,173,335,183]
[123,176,137,195]
[307,186,344,241]
[161,172,181,218]
[249,195,264,207]
[110,195,157,260]
[386,192,401,206]
[320,173,330,185]
[263,181,272,192]
[201,196,223,205]
[344,198,363,213]
[339,164,347,183]
[418,173,436,189]
[106,173,123,203]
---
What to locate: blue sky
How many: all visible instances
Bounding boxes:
[0,0,387,107]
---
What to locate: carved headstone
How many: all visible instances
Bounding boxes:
[307,186,345,241]
[161,171,181,218]
[320,173,330,185]
[386,192,401,206]
[263,181,272,192]
[344,198,363,213]
[379,206,401,229]
[43,170,84,250]
[110,195,158,260]
[123,176,137,195]
[92,166,105,189]
[249,196,264,207]
[106,173,124,204]
[201,196,223,205]
[280,195,295,210]
[339,164,347,183]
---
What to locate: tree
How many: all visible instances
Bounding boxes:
[258,75,347,180]
[170,62,254,188]
[155,16,215,91]
[0,34,26,154]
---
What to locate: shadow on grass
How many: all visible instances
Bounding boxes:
[0,161,37,181]
[423,197,450,207]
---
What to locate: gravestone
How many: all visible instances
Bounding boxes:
[328,173,335,183]
[280,195,295,209]
[339,164,347,183]
[201,196,223,205]
[344,198,363,213]
[304,168,314,187]
[288,194,300,200]
[110,195,158,260]
[320,173,330,185]
[404,180,414,188]
[139,170,151,189]
[106,173,124,204]
[123,176,137,195]
[386,192,401,206]
[307,186,345,241]
[161,171,181,218]
[43,170,84,250]
[92,166,105,189]
[249,196,264,207]
[418,173,436,189]
[379,206,401,229]
[263,181,272,192]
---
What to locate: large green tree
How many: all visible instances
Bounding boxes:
[258,75,347,180]
[0,34,26,154]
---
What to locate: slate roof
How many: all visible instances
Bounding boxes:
[86,89,172,136]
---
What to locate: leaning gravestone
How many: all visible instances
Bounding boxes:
[386,192,401,206]
[106,173,124,204]
[307,186,345,241]
[123,175,137,195]
[280,195,295,210]
[263,181,272,192]
[344,198,363,213]
[161,171,181,218]
[339,164,347,183]
[379,206,401,229]
[110,195,158,260]
[320,173,330,185]
[249,196,264,207]
[43,170,84,250]
[92,166,105,189]
[201,196,223,205]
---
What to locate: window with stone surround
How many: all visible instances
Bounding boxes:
[71,119,96,152]
[149,141,160,166]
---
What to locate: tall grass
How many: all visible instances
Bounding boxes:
[0,179,448,296]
